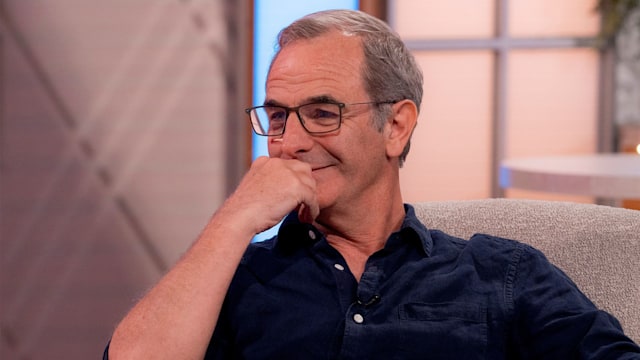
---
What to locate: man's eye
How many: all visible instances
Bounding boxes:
[267,110,286,121]
[315,110,339,119]
[304,105,339,121]
[269,118,285,130]
[270,119,284,129]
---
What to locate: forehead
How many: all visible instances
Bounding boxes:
[266,32,366,104]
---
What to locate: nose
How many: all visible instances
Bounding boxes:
[277,111,314,158]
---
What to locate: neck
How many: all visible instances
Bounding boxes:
[314,183,406,280]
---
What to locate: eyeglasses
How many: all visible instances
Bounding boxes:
[245,100,398,137]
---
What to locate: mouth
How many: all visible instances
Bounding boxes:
[311,164,333,172]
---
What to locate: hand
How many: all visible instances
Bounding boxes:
[108,157,316,359]
[222,157,319,235]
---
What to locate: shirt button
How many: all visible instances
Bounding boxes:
[353,313,364,324]
[308,230,316,240]
[334,263,345,271]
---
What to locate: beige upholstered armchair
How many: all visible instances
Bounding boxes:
[412,198,640,343]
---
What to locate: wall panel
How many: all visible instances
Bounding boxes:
[0,1,247,358]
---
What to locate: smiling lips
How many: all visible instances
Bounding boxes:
[311,164,333,172]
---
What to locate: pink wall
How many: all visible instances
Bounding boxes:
[1,1,248,358]
[394,0,601,203]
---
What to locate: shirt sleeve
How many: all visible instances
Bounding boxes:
[204,333,233,359]
[204,293,237,359]
[102,340,110,359]
[509,243,640,359]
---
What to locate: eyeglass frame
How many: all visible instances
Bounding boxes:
[245,100,400,137]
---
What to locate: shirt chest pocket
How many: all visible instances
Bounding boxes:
[396,302,488,359]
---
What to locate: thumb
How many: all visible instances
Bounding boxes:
[297,202,319,224]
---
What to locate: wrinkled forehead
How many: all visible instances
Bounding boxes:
[269,30,364,78]
[265,33,367,104]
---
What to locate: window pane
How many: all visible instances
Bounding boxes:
[392,0,496,39]
[506,49,599,157]
[401,51,494,201]
[504,48,599,202]
[509,0,600,37]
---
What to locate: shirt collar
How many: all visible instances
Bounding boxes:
[397,204,433,256]
[274,204,433,256]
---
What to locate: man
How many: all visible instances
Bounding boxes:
[106,9,639,359]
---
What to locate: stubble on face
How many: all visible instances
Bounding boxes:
[265,32,391,214]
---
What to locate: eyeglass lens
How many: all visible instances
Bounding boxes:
[251,103,342,136]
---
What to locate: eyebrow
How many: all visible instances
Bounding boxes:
[263,94,341,107]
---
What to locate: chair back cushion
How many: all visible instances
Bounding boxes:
[412,198,640,343]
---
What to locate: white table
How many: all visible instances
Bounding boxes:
[500,153,640,199]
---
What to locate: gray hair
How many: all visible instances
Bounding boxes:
[273,9,423,167]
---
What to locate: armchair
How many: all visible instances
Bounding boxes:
[413,198,640,343]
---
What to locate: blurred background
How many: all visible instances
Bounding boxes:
[1,0,639,358]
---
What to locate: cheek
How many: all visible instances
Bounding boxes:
[267,142,281,158]
[349,131,387,163]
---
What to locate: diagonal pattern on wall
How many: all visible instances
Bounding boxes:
[0,1,247,358]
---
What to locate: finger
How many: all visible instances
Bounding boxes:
[295,181,320,224]
[300,201,319,223]
[296,202,315,224]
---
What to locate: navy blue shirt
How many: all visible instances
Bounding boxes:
[206,205,639,359]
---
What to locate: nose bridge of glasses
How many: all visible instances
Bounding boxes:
[283,105,309,134]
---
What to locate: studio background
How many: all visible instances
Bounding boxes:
[1,1,637,358]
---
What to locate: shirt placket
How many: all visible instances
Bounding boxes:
[337,254,387,359]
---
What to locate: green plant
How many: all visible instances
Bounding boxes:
[597,0,640,41]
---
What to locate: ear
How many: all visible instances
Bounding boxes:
[384,100,418,159]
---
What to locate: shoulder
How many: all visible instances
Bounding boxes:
[235,236,309,284]
[428,229,550,274]
[241,237,277,261]
[430,229,532,257]
[237,237,284,276]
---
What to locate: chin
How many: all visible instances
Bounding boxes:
[314,173,345,208]
[315,188,342,213]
